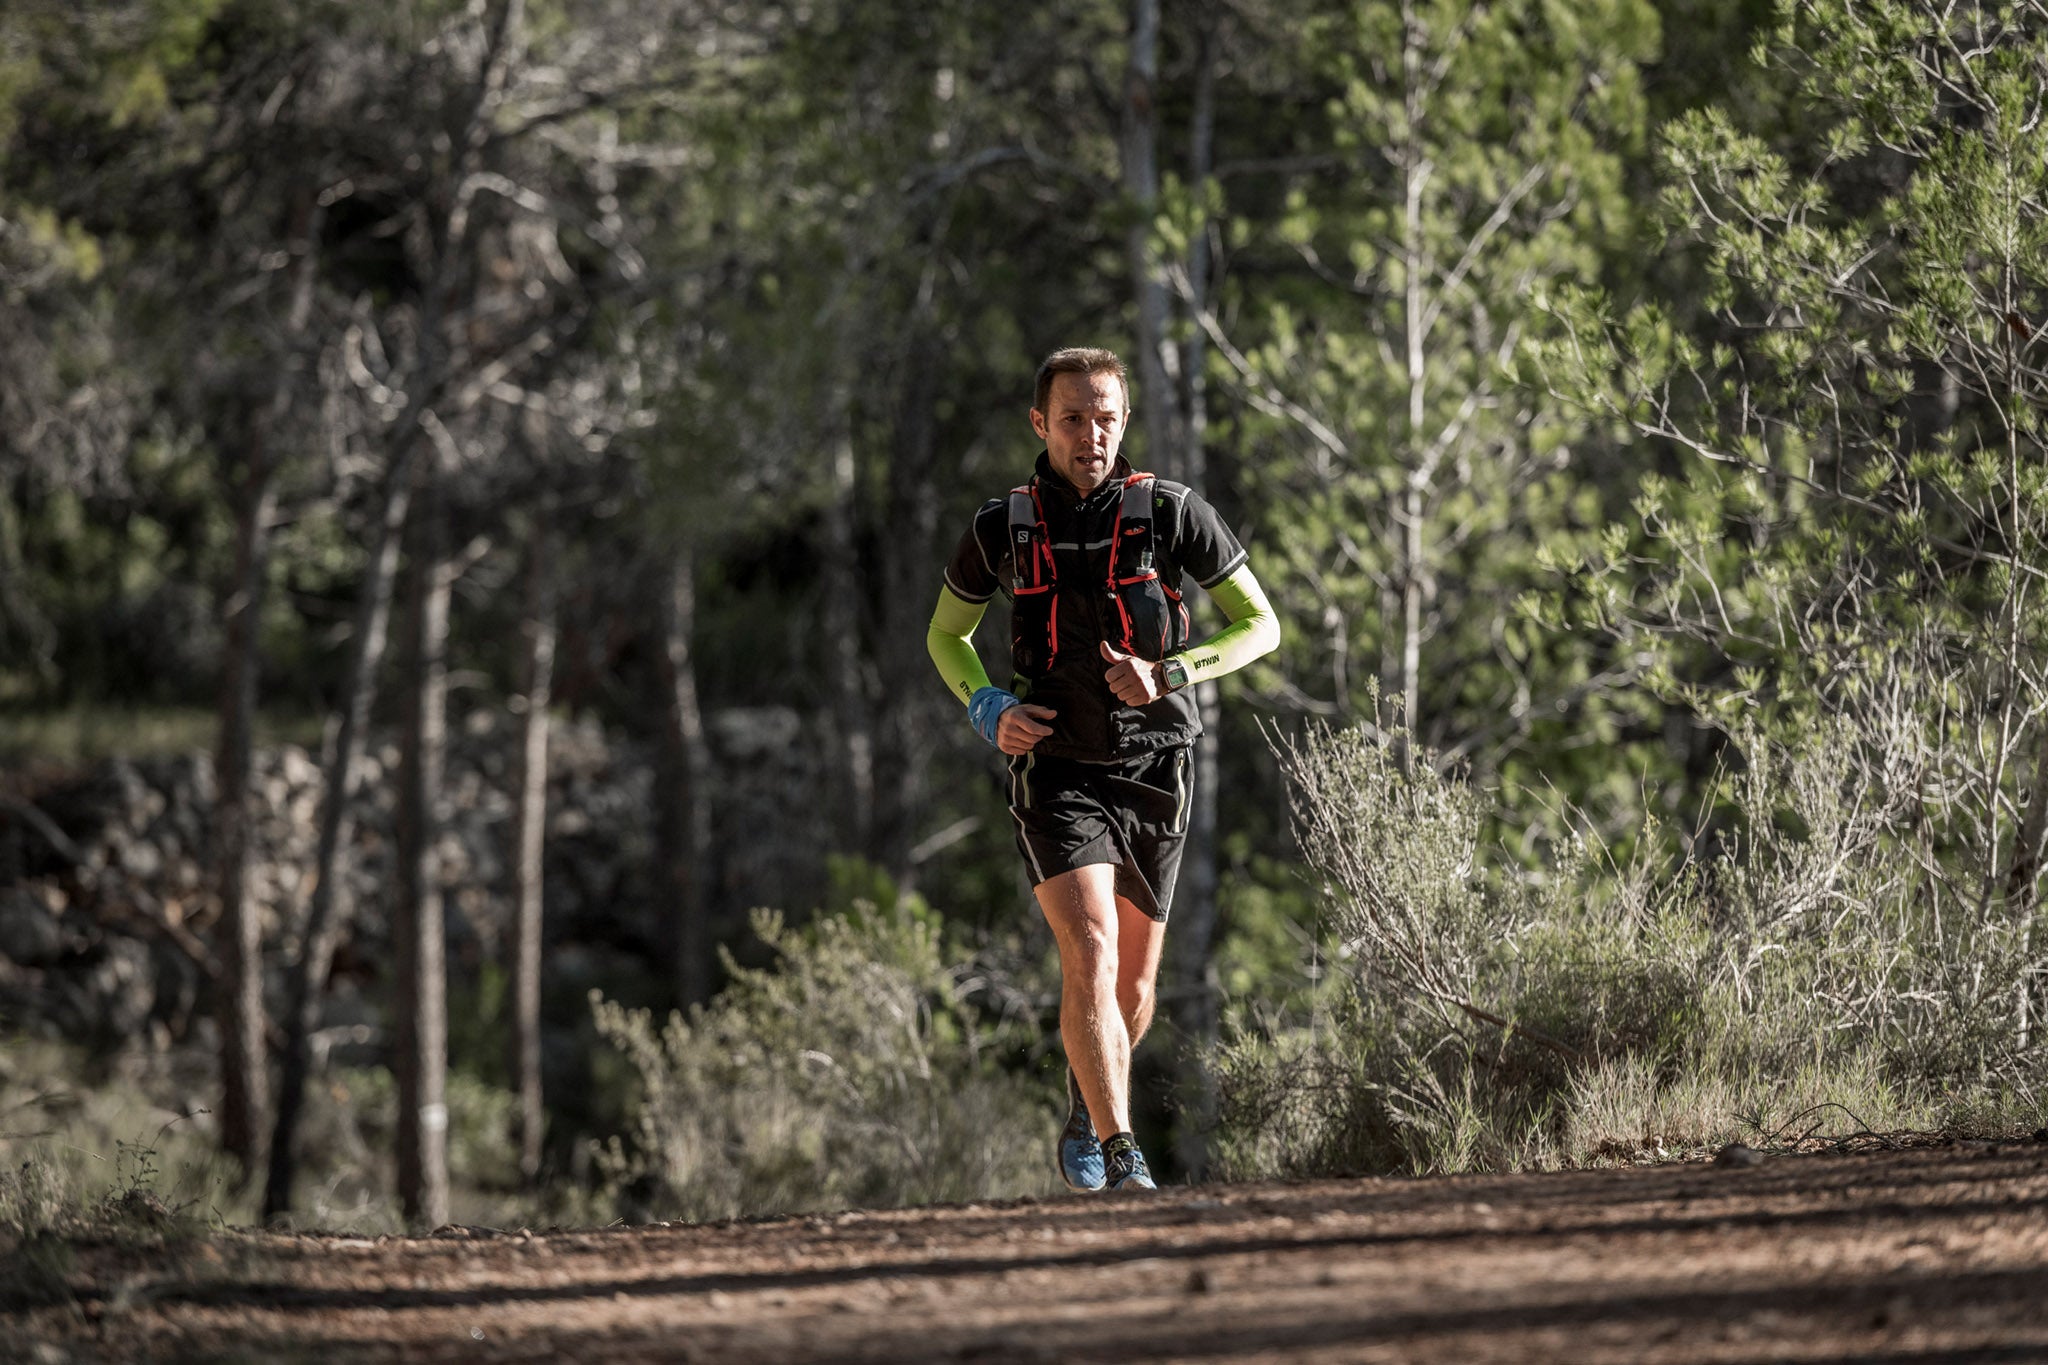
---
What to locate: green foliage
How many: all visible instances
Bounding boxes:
[591,901,1054,1221]
[1218,0,1668,860]
[1531,0,2048,913]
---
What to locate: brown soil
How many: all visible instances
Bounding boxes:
[14,1138,2048,1363]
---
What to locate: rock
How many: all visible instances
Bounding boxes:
[48,938,155,1044]
[120,839,164,880]
[1713,1142,1765,1168]
[0,887,66,966]
[85,939,157,1041]
[280,746,319,792]
[709,706,803,759]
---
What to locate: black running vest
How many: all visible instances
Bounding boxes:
[1006,469,1190,680]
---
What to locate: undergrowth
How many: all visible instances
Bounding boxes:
[592,898,1056,1221]
[0,1033,581,1255]
[1212,715,2048,1181]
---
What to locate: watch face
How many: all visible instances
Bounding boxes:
[1164,658,1190,691]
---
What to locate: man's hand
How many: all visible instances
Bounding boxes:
[996,703,1058,755]
[1100,641,1168,707]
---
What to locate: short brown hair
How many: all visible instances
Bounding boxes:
[1032,347,1129,416]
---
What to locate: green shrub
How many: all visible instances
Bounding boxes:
[592,900,1055,1221]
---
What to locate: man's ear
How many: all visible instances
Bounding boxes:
[1029,407,1048,441]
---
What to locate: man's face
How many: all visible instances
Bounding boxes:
[1031,370,1129,493]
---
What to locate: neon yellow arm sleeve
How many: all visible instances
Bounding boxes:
[927,585,994,706]
[1170,565,1279,684]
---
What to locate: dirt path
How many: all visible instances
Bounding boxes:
[15,1139,2048,1363]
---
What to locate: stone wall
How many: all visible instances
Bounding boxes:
[0,708,827,1057]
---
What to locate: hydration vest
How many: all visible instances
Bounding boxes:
[1007,471,1189,679]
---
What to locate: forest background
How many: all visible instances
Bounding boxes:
[4,0,2048,1235]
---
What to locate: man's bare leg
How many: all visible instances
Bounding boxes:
[1036,863,1167,1140]
[1115,886,1165,1051]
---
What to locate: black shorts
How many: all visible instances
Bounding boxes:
[1006,745,1193,922]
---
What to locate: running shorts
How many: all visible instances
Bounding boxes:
[1005,745,1193,922]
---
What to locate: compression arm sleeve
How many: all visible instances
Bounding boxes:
[1170,564,1280,684]
[927,585,994,706]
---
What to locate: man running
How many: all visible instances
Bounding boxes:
[926,346,1279,1191]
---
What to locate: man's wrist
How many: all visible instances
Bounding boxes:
[967,685,1021,747]
[1159,655,1190,693]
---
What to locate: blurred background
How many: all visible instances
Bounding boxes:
[6,0,2047,1235]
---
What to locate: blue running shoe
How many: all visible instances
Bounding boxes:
[1058,1070,1106,1192]
[1102,1133,1156,1191]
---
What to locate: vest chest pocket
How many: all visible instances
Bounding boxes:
[1111,543,1179,661]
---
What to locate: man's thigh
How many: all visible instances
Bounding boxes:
[1033,869,1164,994]
[1008,748,1192,922]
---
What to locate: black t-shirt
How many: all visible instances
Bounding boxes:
[944,453,1248,762]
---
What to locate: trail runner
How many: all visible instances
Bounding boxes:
[927,346,1279,1191]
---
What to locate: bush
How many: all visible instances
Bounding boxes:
[1213,714,2048,1180]
[592,900,1055,1221]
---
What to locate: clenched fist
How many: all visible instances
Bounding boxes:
[1100,640,1167,707]
[996,702,1058,755]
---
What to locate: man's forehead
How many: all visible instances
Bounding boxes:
[1048,371,1126,409]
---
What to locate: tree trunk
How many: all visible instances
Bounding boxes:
[872,333,942,892]
[265,0,517,1221]
[656,552,716,1008]
[1123,0,1232,1176]
[1397,28,1428,767]
[1166,2,1223,1181]
[1122,0,1184,466]
[264,457,415,1220]
[510,523,556,1184]
[213,424,277,1179]
[395,473,451,1230]
[820,413,876,851]
[215,189,322,1181]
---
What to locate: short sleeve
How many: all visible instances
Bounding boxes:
[943,499,1007,603]
[1165,486,1249,589]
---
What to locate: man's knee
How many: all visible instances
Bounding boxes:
[1115,971,1154,1022]
[1039,868,1119,959]
[1058,918,1118,987]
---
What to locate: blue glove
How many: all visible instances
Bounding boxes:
[968,686,1022,748]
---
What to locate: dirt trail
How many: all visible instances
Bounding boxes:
[14,1139,2048,1363]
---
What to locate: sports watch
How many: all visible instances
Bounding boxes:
[1160,656,1191,693]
